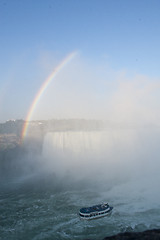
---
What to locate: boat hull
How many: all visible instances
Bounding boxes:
[79,205,113,220]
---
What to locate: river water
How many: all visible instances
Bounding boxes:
[0,129,160,240]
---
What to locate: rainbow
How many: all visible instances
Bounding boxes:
[21,51,77,140]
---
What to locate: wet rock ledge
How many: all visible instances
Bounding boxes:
[103,229,160,240]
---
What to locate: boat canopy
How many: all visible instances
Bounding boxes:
[80,203,109,214]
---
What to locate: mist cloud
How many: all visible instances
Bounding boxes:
[31,53,160,126]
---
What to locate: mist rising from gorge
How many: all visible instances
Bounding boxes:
[42,128,160,182]
[31,54,160,127]
[1,118,160,217]
[1,55,160,197]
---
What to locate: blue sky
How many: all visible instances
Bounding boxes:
[0,0,160,122]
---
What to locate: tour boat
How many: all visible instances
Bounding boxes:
[79,203,113,220]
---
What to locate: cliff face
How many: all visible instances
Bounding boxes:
[103,229,160,240]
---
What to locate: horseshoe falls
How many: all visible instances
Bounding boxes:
[1,128,160,240]
[42,130,136,180]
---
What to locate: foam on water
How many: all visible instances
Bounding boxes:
[1,184,160,240]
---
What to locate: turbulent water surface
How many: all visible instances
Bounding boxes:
[1,129,160,240]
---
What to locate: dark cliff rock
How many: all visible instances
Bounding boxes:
[103,229,160,240]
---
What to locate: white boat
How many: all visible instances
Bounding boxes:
[79,203,113,220]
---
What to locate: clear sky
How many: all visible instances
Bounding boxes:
[0,0,160,123]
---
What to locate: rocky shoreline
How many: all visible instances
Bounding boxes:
[102,229,160,240]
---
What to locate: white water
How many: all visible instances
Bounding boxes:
[1,128,160,240]
[42,128,160,180]
[42,128,160,232]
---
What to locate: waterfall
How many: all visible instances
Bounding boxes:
[42,128,160,180]
[42,130,137,178]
